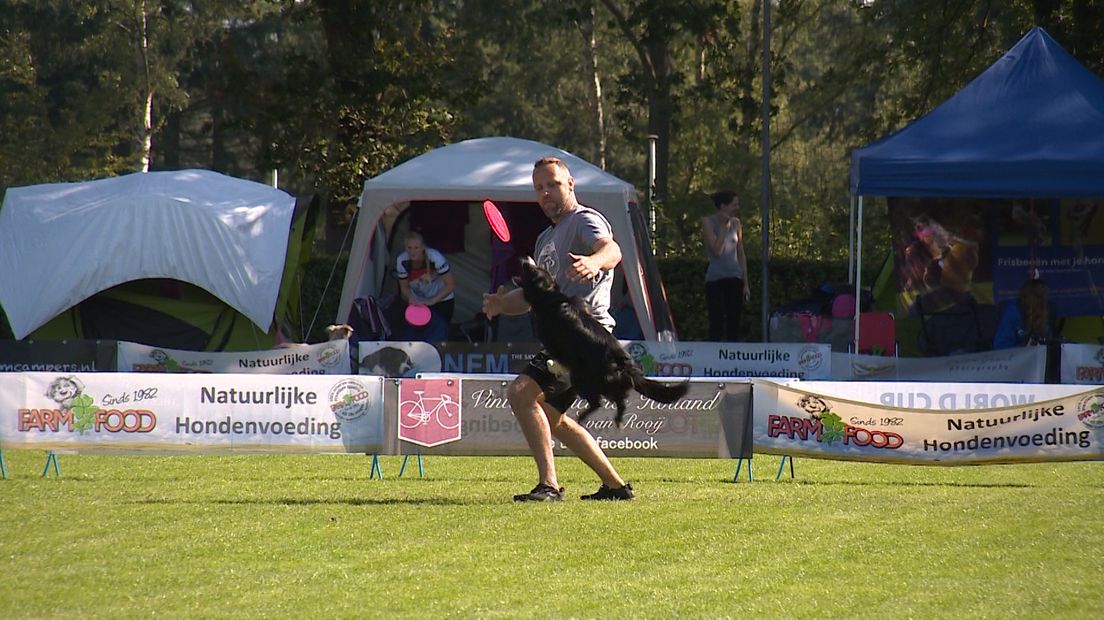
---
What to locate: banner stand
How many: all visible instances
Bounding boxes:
[368,454,383,479]
[775,455,796,481]
[732,458,753,482]
[41,451,60,478]
[398,452,424,478]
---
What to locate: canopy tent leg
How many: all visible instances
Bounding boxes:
[848,193,856,284]
[853,196,864,354]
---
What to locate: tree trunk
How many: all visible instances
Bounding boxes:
[646,34,671,205]
[137,0,153,173]
[578,1,606,169]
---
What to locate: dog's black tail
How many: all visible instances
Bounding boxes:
[629,367,689,404]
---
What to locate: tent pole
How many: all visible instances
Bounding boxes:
[853,195,864,353]
[647,134,658,255]
[759,0,772,342]
[848,193,855,284]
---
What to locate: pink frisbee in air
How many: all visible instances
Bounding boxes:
[405,304,432,327]
[483,200,511,243]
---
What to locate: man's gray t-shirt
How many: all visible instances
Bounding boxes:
[533,205,616,332]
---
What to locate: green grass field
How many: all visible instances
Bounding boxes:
[1,449,1100,618]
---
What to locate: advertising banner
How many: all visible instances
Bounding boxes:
[829,347,1046,382]
[753,380,1104,465]
[621,341,831,380]
[397,378,462,447]
[785,380,1090,410]
[0,339,117,373]
[434,342,541,375]
[357,341,442,377]
[0,372,385,452]
[426,341,829,380]
[117,340,351,375]
[1060,343,1104,384]
[412,377,752,458]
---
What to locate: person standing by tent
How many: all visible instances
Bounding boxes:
[701,190,751,341]
[396,230,455,342]
[482,156,634,502]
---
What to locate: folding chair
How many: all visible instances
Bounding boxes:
[857,311,897,356]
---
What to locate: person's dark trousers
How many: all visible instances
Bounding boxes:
[706,276,745,341]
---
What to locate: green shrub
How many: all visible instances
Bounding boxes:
[657,255,850,341]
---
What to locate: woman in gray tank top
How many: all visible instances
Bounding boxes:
[701,189,750,341]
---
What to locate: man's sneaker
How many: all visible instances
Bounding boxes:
[580,482,635,501]
[513,484,564,502]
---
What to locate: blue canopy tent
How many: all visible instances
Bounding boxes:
[847,27,1104,349]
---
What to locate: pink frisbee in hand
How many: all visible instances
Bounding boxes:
[405,304,432,327]
[483,200,511,243]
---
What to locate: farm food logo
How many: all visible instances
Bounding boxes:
[1073,348,1104,383]
[625,343,694,377]
[798,345,823,372]
[316,344,344,368]
[18,376,156,435]
[767,394,903,449]
[329,379,372,421]
[1076,392,1104,429]
[133,349,211,373]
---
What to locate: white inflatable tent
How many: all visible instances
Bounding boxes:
[0,170,300,348]
[336,136,676,341]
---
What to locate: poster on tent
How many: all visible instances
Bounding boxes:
[752,379,1104,465]
[117,340,350,374]
[829,347,1046,383]
[0,372,385,453]
[1060,343,1104,384]
[991,199,1104,317]
[888,198,993,316]
[890,198,1104,318]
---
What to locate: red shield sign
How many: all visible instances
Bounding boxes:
[397,378,462,447]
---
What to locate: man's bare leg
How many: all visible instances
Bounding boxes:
[544,404,625,488]
[507,375,558,489]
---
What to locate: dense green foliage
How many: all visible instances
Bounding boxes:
[1,450,1101,617]
[658,255,851,341]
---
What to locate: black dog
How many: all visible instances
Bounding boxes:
[516,256,688,426]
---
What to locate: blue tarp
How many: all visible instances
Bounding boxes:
[850,27,1104,198]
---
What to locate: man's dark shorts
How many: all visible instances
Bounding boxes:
[521,350,576,413]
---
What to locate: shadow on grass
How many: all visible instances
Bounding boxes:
[126,496,486,507]
[773,479,1040,489]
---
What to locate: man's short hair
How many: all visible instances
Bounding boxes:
[711,190,738,209]
[534,156,570,173]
